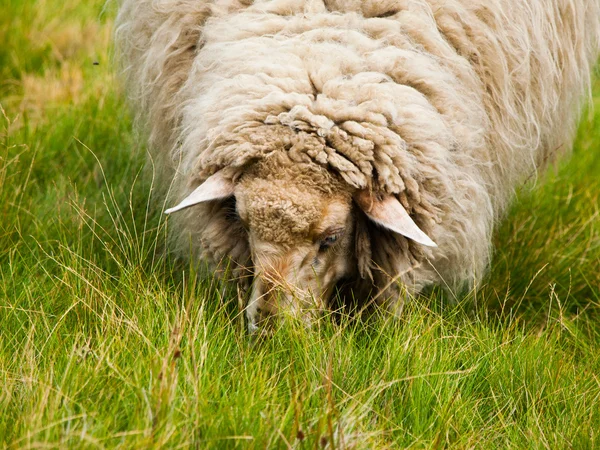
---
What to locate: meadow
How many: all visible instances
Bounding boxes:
[1,0,599,448]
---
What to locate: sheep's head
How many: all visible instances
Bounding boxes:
[166,155,435,333]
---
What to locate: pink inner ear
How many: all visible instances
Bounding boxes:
[165,171,235,214]
[355,190,437,247]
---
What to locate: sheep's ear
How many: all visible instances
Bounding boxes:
[165,171,235,214]
[354,190,437,247]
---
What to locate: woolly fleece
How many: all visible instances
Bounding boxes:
[116,0,600,296]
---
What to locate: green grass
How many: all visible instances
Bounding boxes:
[1,1,600,448]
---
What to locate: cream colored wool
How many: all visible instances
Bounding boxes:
[116,0,600,297]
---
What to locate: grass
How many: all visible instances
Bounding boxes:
[1,0,599,448]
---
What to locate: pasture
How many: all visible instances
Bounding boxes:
[1,0,600,447]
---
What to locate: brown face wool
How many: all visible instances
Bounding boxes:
[116,0,600,331]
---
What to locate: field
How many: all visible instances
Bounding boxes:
[1,1,600,448]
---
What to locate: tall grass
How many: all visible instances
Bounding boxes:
[1,1,599,448]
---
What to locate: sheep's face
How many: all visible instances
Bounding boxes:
[165,156,436,334]
[235,171,355,332]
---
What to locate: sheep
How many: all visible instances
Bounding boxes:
[115,0,600,331]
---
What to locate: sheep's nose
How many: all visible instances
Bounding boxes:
[246,277,284,334]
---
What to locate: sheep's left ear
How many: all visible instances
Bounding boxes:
[354,190,437,247]
[165,171,235,214]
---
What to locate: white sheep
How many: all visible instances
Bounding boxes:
[116,0,600,331]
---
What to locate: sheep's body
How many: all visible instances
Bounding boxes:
[116,0,600,299]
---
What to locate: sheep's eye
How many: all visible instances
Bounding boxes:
[318,232,342,252]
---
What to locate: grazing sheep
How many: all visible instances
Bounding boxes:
[116,0,600,331]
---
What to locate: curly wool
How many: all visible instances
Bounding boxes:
[116,0,600,292]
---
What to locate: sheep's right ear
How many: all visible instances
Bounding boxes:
[354,190,437,247]
[165,171,235,214]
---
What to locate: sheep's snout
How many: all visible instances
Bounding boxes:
[246,274,294,334]
[245,268,321,334]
